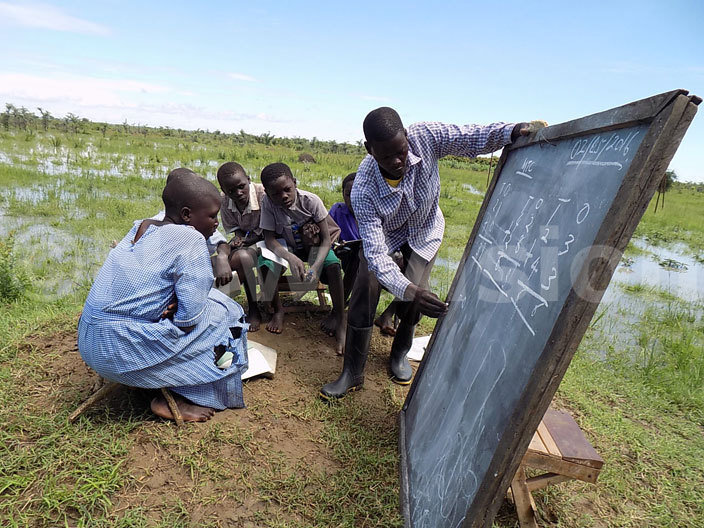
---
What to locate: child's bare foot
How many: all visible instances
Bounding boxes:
[266,310,284,334]
[374,313,397,337]
[320,312,337,337]
[247,305,262,332]
[150,394,215,422]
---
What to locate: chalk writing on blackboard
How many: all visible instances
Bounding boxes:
[403,123,650,528]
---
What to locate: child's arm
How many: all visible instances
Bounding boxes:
[213,242,232,286]
[172,232,214,332]
[264,229,306,280]
[307,216,332,282]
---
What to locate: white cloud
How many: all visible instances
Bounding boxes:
[0,2,110,35]
[227,72,257,82]
[0,72,169,107]
[0,71,296,136]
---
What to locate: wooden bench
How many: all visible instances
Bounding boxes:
[509,408,604,527]
[216,271,330,314]
[275,275,329,313]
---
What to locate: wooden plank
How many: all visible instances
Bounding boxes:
[508,89,689,151]
[522,452,600,484]
[536,421,562,458]
[161,387,184,427]
[278,279,327,292]
[527,431,545,454]
[510,466,538,528]
[68,381,121,423]
[543,409,603,469]
[525,473,572,492]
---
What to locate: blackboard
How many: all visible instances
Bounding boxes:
[399,90,700,528]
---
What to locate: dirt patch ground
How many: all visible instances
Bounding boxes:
[22,312,426,526]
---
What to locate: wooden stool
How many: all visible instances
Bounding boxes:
[509,408,604,527]
[68,380,185,426]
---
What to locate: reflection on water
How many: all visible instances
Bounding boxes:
[428,238,703,355]
[461,183,484,196]
[605,240,703,303]
[0,214,105,299]
[1,184,78,205]
[0,148,169,179]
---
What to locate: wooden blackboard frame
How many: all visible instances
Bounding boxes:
[398,89,700,528]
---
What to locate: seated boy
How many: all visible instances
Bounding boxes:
[329,172,400,335]
[259,162,346,354]
[153,167,233,287]
[78,173,249,422]
[216,161,273,332]
[329,172,360,301]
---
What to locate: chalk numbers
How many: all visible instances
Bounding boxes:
[576,203,590,224]
[475,154,598,336]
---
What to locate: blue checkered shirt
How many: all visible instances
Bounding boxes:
[352,121,515,299]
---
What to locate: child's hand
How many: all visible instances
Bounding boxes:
[161,301,178,320]
[302,221,320,238]
[288,255,306,281]
[305,266,320,283]
[229,235,244,250]
[301,221,321,247]
[214,257,233,287]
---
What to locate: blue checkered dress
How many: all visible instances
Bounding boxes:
[351,121,515,299]
[78,221,248,410]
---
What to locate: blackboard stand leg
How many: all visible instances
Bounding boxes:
[510,465,538,528]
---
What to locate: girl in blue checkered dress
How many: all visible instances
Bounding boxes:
[78,175,248,422]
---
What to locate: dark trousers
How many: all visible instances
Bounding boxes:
[347,244,436,332]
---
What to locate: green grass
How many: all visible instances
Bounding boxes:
[553,344,704,527]
[635,185,704,253]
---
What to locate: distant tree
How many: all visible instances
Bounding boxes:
[37,107,52,131]
[65,112,80,133]
[654,169,678,213]
[1,104,13,130]
[258,132,274,145]
[14,106,32,131]
[663,169,677,191]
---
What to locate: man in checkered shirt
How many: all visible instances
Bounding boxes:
[320,107,531,400]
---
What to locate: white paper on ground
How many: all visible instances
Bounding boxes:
[256,239,289,269]
[408,335,431,362]
[242,340,278,380]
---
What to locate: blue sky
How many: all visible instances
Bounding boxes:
[1,0,702,181]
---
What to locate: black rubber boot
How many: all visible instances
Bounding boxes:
[389,318,415,385]
[320,325,372,400]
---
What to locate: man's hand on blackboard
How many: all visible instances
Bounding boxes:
[511,120,548,142]
[405,284,448,318]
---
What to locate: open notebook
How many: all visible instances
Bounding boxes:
[242,340,278,380]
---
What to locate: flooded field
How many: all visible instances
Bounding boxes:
[0,124,702,528]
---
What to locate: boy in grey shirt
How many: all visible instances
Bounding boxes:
[259,163,345,355]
